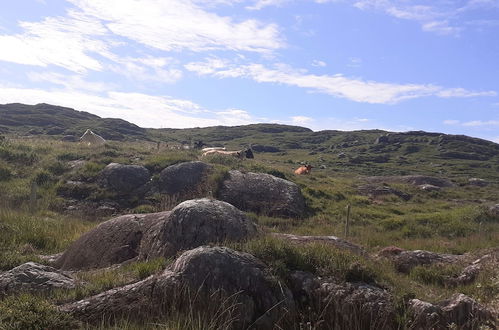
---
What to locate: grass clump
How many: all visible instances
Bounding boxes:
[0,294,77,330]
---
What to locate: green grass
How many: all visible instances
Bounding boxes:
[0,134,497,329]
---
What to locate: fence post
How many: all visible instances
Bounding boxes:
[29,181,38,213]
[344,204,351,238]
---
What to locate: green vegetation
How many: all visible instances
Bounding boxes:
[0,107,498,329]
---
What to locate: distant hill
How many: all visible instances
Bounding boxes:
[0,103,147,141]
[2,102,499,179]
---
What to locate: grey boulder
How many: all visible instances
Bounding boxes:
[101,163,151,194]
[218,170,305,218]
[0,262,75,294]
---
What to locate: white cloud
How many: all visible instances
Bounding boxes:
[311,60,327,67]
[443,119,460,125]
[27,72,116,92]
[246,0,291,10]
[0,12,110,72]
[352,0,494,36]
[0,85,260,128]
[186,59,497,104]
[462,120,499,127]
[291,115,314,124]
[68,0,284,53]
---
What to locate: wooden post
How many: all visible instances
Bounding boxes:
[344,204,351,238]
[29,181,37,213]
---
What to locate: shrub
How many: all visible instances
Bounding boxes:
[34,170,53,186]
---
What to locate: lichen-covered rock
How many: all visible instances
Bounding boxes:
[358,184,412,201]
[61,246,294,329]
[271,233,366,256]
[141,199,257,259]
[0,262,75,294]
[489,204,499,217]
[158,161,212,195]
[408,294,496,329]
[418,184,441,192]
[218,170,305,218]
[365,175,453,188]
[468,178,488,187]
[100,163,151,194]
[381,249,463,273]
[55,212,170,270]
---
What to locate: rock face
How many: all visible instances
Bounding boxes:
[0,262,75,294]
[409,294,496,329]
[378,247,462,273]
[55,212,170,270]
[157,161,211,195]
[100,163,151,194]
[61,246,294,329]
[141,198,257,259]
[218,170,305,218]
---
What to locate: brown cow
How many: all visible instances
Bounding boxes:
[294,165,313,175]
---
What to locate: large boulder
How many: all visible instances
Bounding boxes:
[0,262,75,295]
[218,170,305,218]
[100,163,151,194]
[61,246,294,329]
[140,198,257,259]
[55,212,170,270]
[157,161,212,195]
[409,294,496,329]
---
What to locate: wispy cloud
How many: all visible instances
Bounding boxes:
[69,0,284,53]
[353,0,499,36]
[186,59,497,104]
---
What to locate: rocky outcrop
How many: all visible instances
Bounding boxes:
[251,144,281,153]
[409,294,496,329]
[468,178,489,187]
[157,161,212,195]
[61,246,294,329]
[418,184,441,192]
[218,170,305,218]
[365,175,453,188]
[271,233,366,256]
[288,271,396,329]
[140,198,257,259]
[378,247,463,273]
[55,212,170,270]
[0,262,75,294]
[358,184,412,201]
[100,163,151,194]
[488,204,499,217]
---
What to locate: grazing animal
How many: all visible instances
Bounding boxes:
[80,129,106,146]
[201,147,227,152]
[294,165,313,175]
[202,148,254,159]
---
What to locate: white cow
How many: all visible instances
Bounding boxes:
[80,129,106,146]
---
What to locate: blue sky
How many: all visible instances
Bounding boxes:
[0,0,498,141]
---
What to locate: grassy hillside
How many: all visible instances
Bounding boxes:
[0,103,498,328]
[0,103,146,141]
